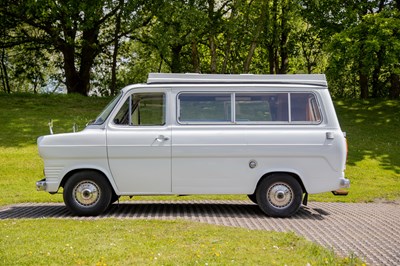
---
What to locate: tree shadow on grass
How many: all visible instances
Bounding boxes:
[335,99,400,174]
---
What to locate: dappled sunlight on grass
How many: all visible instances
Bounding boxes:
[335,99,400,174]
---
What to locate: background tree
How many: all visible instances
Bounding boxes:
[300,0,400,99]
[0,0,399,98]
[0,0,148,95]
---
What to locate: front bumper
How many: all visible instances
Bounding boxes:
[36,178,47,191]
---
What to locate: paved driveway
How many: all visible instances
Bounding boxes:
[1,201,399,265]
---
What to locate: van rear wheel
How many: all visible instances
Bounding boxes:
[256,174,302,217]
[63,171,112,216]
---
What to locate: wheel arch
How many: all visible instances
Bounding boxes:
[255,171,307,194]
[60,168,117,195]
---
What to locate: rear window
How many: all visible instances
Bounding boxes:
[290,93,321,123]
[178,92,321,124]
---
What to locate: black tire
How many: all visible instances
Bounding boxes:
[110,192,120,204]
[255,174,303,217]
[63,171,112,216]
[247,194,258,204]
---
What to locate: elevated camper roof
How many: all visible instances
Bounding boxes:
[147,73,327,87]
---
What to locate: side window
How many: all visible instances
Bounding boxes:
[113,93,165,126]
[178,93,231,123]
[176,91,321,125]
[235,93,289,122]
[290,93,321,123]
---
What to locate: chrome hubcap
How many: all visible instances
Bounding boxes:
[267,183,293,209]
[73,181,100,207]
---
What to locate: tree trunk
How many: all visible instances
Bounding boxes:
[109,0,124,96]
[208,0,217,74]
[209,35,217,73]
[61,46,78,94]
[191,41,200,73]
[221,38,231,74]
[243,41,258,73]
[61,36,96,96]
[79,27,99,96]
[171,45,182,73]
[268,0,279,74]
[268,46,275,74]
[389,73,400,99]
[371,48,384,98]
[359,71,369,99]
[243,2,267,73]
[1,48,10,93]
[278,1,289,74]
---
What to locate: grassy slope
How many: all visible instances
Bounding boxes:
[0,94,111,205]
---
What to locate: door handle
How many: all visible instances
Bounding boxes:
[155,135,169,142]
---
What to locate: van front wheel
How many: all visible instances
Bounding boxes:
[63,171,112,216]
[256,174,302,217]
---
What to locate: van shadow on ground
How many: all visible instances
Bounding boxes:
[0,202,327,221]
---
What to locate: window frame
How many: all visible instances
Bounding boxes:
[111,91,167,127]
[177,91,323,125]
[289,92,323,125]
[176,92,234,124]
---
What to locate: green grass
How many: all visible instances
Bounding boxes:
[0,219,362,265]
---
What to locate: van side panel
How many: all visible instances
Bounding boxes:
[243,127,345,194]
[170,88,347,195]
[171,126,251,194]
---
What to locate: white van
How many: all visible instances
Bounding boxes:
[36,73,350,217]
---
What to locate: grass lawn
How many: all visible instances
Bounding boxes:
[0,93,398,265]
[0,219,362,265]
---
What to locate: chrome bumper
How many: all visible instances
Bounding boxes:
[36,178,47,191]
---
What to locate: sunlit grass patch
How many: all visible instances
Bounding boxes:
[0,219,363,265]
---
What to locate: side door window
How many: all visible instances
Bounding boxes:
[113,93,165,126]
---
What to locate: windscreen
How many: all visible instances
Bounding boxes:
[91,92,123,125]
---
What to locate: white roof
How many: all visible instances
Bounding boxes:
[147,73,327,87]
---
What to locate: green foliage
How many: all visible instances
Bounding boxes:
[1,0,399,98]
[327,10,400,98]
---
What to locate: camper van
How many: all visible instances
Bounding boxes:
[36,73,350,217]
